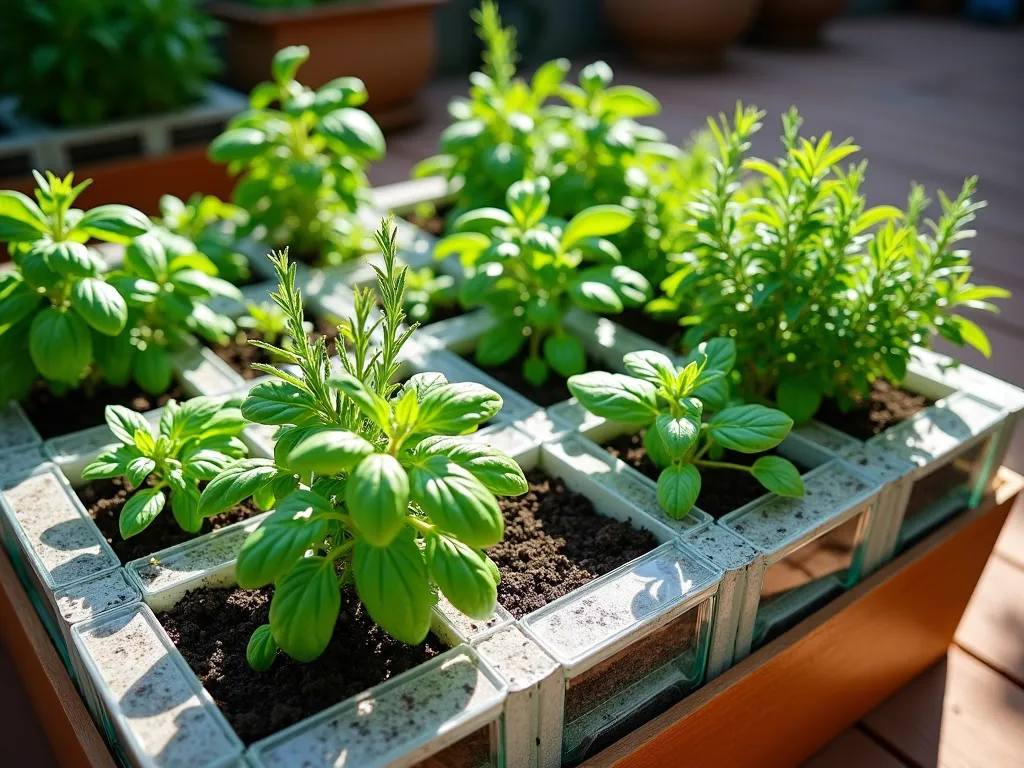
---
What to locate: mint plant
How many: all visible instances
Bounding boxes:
[0,172,150,401]
[159,194,252,285]
[434,177,650,386]
[403,267,457,325]
[102,229,242,394]
[82,399,249,538]
[659,104,1008,422]
[568,340,803,519]
[209,45,384,267]
[199,218,527,665]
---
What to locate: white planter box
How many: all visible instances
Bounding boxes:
[0,401,45,480]
[0,84,247,178]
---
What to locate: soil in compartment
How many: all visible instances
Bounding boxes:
[159,584,445,745]
[613,308,683,351]
[603,432,811,518]
[816,378,934,441]
[463,349,601,408]
[20,379,186,440]
[488,470,659,619]
[77,476,261,563]
[209,315,341,379]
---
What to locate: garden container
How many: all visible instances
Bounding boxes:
[748,0,846,45]
[0,401,44,477]
[208,0,447,131]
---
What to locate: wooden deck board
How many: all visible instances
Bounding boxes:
[954,555,1024,688]
[803,728,908,768]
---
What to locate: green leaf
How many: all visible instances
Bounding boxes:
[523,356,549,387]
[543,333,586,378]
[284,429,375,476]
[657,464,701,519]
[751,456,805,498]
[242,380,318,426]
[120,488,166,539]
[237,492,333,588]
[506,178,550,230]
[318,108,385,161]
[776,377,822,425]
[578,265,651,307]
[328,373,390,430]
[643,426,673,469]
[475,324,526,367]
[208,128,270,163]
[655,409,702,460]
[413,436,527,496]
[169,472,202,533]
[29,307,91,384]
[0,282,41,327]
[415,383,503,434]
[562,205,634,251]
[604,85,660,118]
[451,208,515,234]
[246,625,278,672]
[401,372,449,403]
[271,45,309,83]
[77,205,151,242]
[354,534,433,645]
[567,372,659,423]
[105,405,151,445]
[409,457,503,548]
[346,454,409,548]
[685,338,737,375]
[709,405,794,453]
[568,280,623,313]
[0,190,48,238]
[270,556,340,663]
[435,231,491,262]
[82,446,138,481]
[952,315,992,358]
[198,459,278,517]
[46,241,94,278]
[134,344,173,396]
[123,233,168,282]
[426,534,497,620]
[20,251,62,291]
[126,456,156,487]
[71,278,128,336]
[623,350,676,386]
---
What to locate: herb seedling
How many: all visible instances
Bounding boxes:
[82,399,249,538]
[210,45,384,266]
[199,218,527,666]
[569,340,803,518]
[659,104,1008,422]
[403,267,457,324]
[237,300,313,357]
[0,172,150,401]
[103,229,242,394]
[159,194,252,285]
[435,177,650,386]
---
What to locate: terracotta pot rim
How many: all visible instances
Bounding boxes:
[208,0,447,26]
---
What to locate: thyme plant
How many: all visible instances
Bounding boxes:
[199,218,526,666]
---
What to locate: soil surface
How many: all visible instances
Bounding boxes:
[488,470,659,618]
[159,584,444,745]
[816,378,933,441]
[603,433,809,518]
[77,476,261,563]
[21,379,186,440]
[210,316,341,379]
[613,308,683,351]
[466,349,599,408]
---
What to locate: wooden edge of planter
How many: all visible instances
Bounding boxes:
[0,547,115,768]
[581,467,1024,768]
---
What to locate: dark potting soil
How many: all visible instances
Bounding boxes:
[158,584,445,745]
[464,349,599,408]
[489,470,659,619]
[603,433,809,519]
[20,378,186,440]
[613,308,682,351]
[77,476,261,563]
[816,378,933,441]
[210,317,341,379]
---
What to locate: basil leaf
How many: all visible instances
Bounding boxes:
[123,233,168,282]
[105,405,151,445]
[46,241,94,278]
[567,372,658,423]
[709,405,794,453]
[346,454,409,548]
[353,535,432,645]
[751,456,805,498]
[209,128,271,163]
[657,464,701,519]
[270,556,340,662]
[71,278,128,336]
[0,281,40,327]
[168,471,202,533]
[82,446,138,481]
[242,380,318,426]
[126,456,156,487]
[655,409,701,460]
[401,372,449,403]
[776,377,823,426]
[198,459,278,517]
[246,625,278,672]
[328,372,390,430]
[409,457,503,548]
[415,382,503,435]
[318,108,385,161]
[285,429,375,476]
[29,307,91,383]
[76,204,151,242]
[623,350,676,386]
[426,534,497,620]
[684,338,736,375]
[0,190,48,235]
[605,85,660,118]
[451,208,515,233]
[474,324,526,367]
[568,280,623,313]
[237,491,333,588]
[413,436,527,496]
[543,333,586,378]
[643,426,673,469]
[133,344,173,396]
[562,205,634,250]
[506,178,549,229]
[119,488,166,539]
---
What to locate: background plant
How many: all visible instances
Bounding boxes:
[82,399,249,538]
[435,177,650,386]
[0,172,150,401]
[0,0,220,126]
[568,340,803,519]
[209,46,384,267]
[658,104,1007,422]
[403,267,457,324]
[198,219,527,667]
[102,229,242,394]
[159,194,252,285]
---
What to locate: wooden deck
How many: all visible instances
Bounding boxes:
[1,14,1022,767]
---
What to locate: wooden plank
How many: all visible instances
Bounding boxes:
[0,550,116,768]
[802,728,907,768]
[582,470,1021,768]
[954,553,1024,687]
[994,499,1024,569]
[862,646,1024,768]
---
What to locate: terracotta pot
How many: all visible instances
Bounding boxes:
[603,0,759,69]
[749,0,846,46]
[208,0,447,130]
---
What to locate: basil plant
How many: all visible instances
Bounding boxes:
[158,194,252,285]
[0,172,150,401]
[435,177,651,386]
[569,340,804,519]
[82,399,249,538]
[209,45,384,266]
[198,219,527,667]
